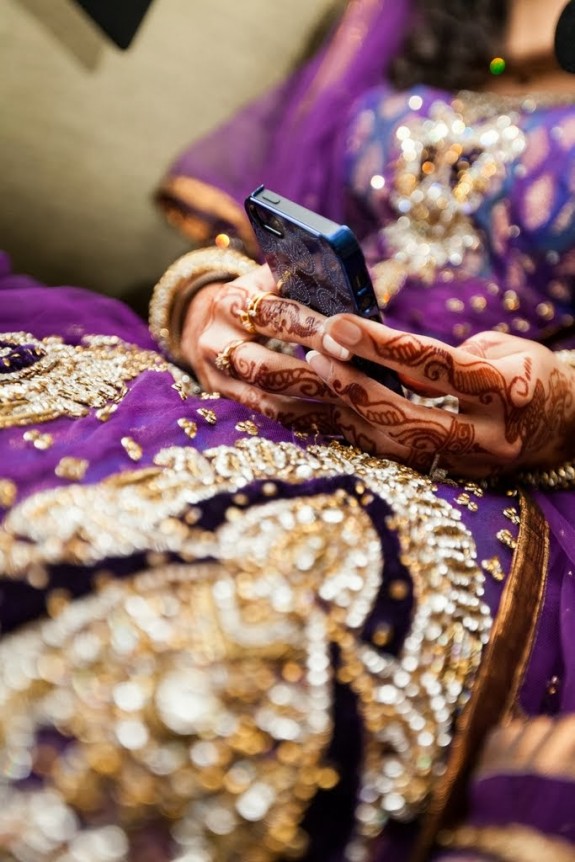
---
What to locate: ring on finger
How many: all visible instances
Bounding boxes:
[428,452,449,483]
[239,291,276,334]
[214,338,250,377]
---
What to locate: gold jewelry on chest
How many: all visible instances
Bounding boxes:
[381,94,527,284]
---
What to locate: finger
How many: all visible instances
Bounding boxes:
[530,715,575,778]
[477,719,528,776]
[398,372,447,397]
[477,716,575,779]
[214,340,340,402]
[236,293,336,353]
[306,351,486,469]
[328,403,421,465]
[229,381,341,436]
[322,315,508,405]
[232,262,280,296]
[500,717,556,768]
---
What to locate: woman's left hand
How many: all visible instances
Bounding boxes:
[306,316,575,479]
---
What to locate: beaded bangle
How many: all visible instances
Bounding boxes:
[515,348,575,490]
[149,247,258,365]
[554,348,575,369]
[517,461,575,490]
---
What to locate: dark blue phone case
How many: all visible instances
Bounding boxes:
[245,186,402,393]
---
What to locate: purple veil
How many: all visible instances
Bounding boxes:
[157,0,412,252]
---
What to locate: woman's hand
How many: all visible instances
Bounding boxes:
[179,264,340,433]
[476,715,575,780]
[305,315,575,479]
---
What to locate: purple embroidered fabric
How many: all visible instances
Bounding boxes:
[2,0,575,858]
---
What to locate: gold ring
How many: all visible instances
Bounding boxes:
[214,339,250,377]
[239,291,276,334]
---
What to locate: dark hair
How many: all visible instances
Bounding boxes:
[389,0,511,92]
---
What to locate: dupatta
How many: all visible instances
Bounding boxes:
[156,0,412,253]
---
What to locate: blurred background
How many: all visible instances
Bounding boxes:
[0,0,332,307]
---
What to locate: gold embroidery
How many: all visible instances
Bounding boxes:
[198,408,218,425]
[177,417,198,439]
[497,528,518,550]
[0,553,337,861]
[383,99,526,280]
[482,556,506,582]
[156,175,258,255]
[95,403,118,422]
[0,332,193,429]
[0,479,17,507]
[414,492,548,862]
[503,506,520,525]
[121,436,143,462]
[455,493,479,512]
[464,483,484,498]
[55,457,89,481]
[23,429,54,449]
[235,420,260,436]
[0,438,491,857]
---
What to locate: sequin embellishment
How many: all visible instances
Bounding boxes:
[0,439,491,860]
[0,332,194,428]
[383,100,526,279]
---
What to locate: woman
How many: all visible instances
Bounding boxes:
[1,0,575,860]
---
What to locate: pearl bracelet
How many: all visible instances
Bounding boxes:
[554,348,575,369]
[149,247,257,365]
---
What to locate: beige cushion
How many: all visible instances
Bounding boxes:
[1,0,331,301]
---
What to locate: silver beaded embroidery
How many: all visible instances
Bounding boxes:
[0,438,492,860]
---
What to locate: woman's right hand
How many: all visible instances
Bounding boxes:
[179,264,342,433]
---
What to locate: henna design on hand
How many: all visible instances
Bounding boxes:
[233,355,332,398]
[235,383,337,435]
[506,367,574,464]
[370,332,505,404]
[331,378,482,469]
[254,297,321,339]
[342,329,575,471]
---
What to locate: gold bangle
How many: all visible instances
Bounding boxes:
[517,460,575,490]
[149,247,257,364]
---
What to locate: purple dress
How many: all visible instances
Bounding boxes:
[2,5,575,862]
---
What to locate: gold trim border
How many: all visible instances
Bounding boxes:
[412,489,550,862]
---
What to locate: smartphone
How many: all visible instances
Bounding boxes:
[245,185,402,393]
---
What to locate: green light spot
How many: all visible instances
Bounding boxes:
[489,57,506,76]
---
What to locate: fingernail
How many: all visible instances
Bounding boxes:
[328,318,362,346]
[306,350,332,378]
[322,333,352,360]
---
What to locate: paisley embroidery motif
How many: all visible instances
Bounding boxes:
[0,332,194,429]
